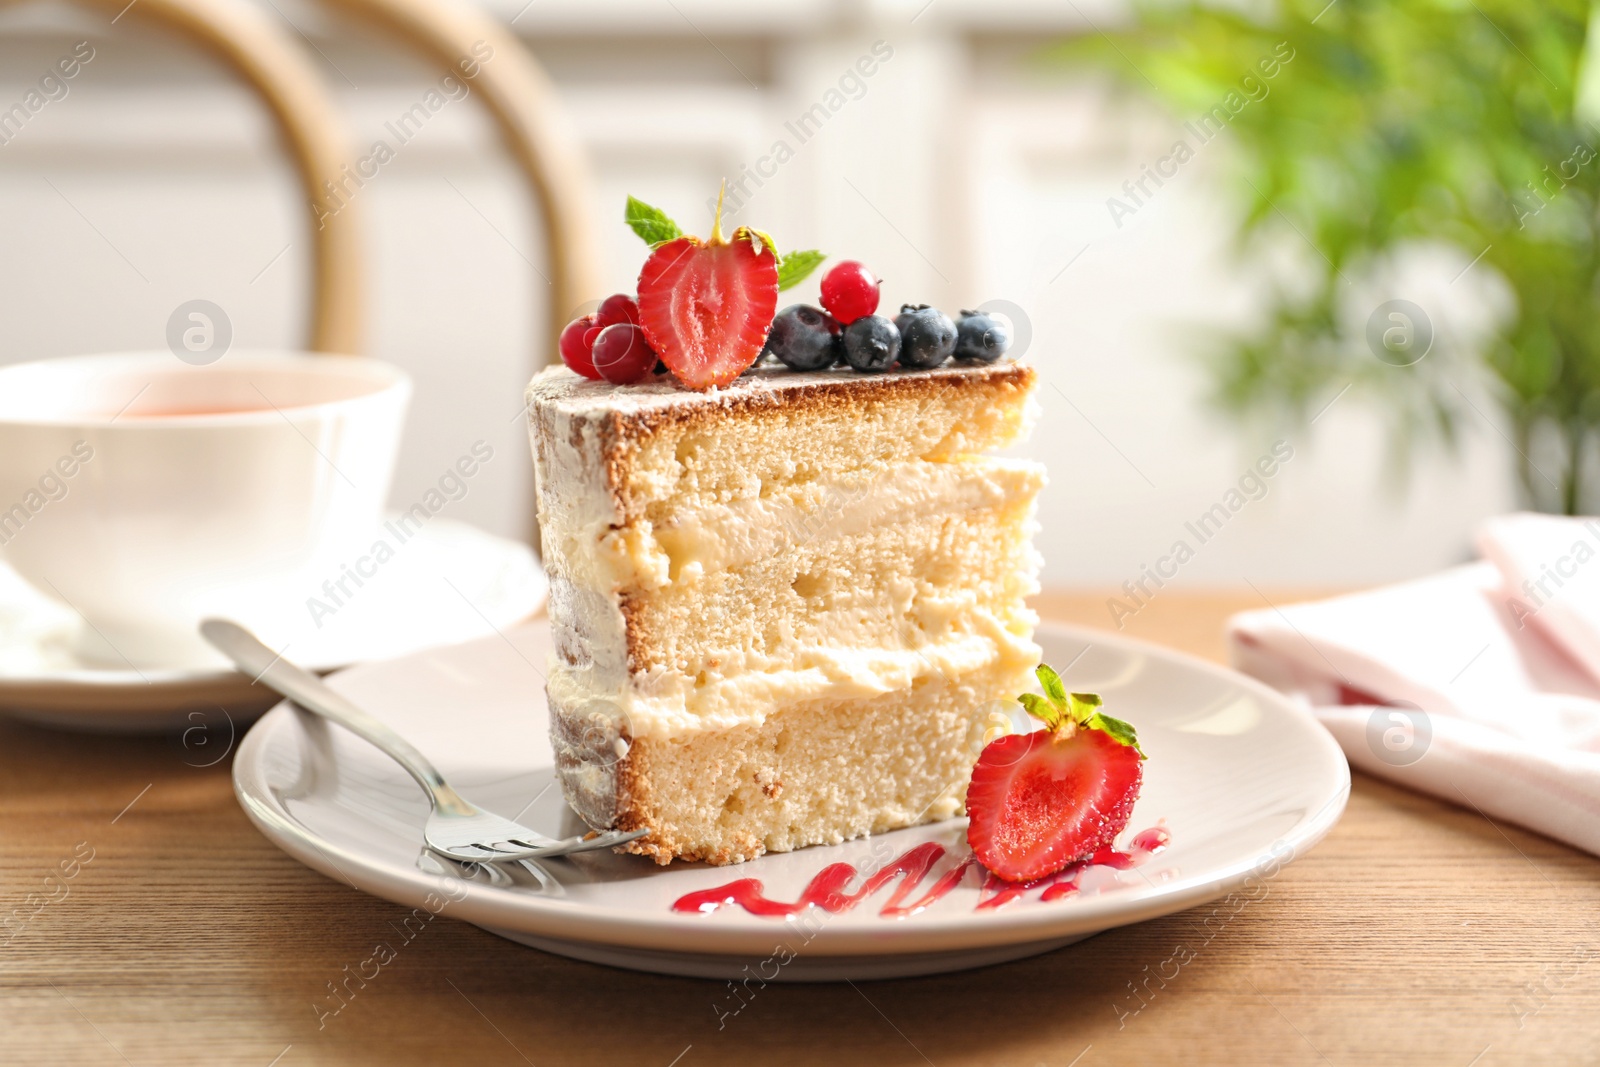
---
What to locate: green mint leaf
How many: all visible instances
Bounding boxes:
[1089,711,1145,759]
[625,196,682,247]
[1036,663,1069,707]
[776,250,826,291]
[1017,692,1060,730]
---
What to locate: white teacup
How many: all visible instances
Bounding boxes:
[0,351,411,668]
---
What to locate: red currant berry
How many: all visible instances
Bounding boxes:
[559,314,602,379]
[596,293,641,329]
[591,323,658,384]
[819,261,881,325]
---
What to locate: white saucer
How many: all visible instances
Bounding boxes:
[0,518,546,732]
[233,620,1350,981]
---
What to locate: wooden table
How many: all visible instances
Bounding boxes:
[4,591,1599,1066]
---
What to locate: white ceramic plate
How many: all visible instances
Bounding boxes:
[0,519,546,732]
[233,620,1350,981]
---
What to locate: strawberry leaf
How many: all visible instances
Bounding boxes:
[1017,692,1061,730]
[625,196,683,247]
[776,250,826,291]
[1036,663,1068,706]
[746,228,778,258]
[1088,710,1145,758]
[1066,691,1102,726]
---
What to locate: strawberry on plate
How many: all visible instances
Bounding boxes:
[966,664,1146,883]
[624,191,825,391]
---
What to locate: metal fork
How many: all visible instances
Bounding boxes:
[201,618,646,863]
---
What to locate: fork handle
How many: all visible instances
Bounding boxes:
[201,619,475,816]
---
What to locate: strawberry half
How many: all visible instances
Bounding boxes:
[966,666,1146,883]
[636,188,779,391]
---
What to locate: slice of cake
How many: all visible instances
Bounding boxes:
[527,361,1044,865]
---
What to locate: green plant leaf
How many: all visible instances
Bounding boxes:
[776,250,826,291]
[1017,692,1060,730]
[1055,0,1600,514]
[746,228,778,257]
[625,196,682,247]
[1035,663,1069,706]
[1067,691,1103,725]
[1088,711,1145,759]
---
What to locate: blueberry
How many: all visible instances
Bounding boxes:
[954,309,1011,363]
[894,304,957,369]
[762,304,840,371]
[841,314,900,372]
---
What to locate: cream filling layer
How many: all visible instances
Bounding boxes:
[552,457,1045,592]
[547,605,1042,738]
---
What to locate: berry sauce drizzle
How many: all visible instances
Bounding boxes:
[671,825,1170,919]
[978,826,1171,909]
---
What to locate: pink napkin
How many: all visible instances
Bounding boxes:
[1227,513,1600,857]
